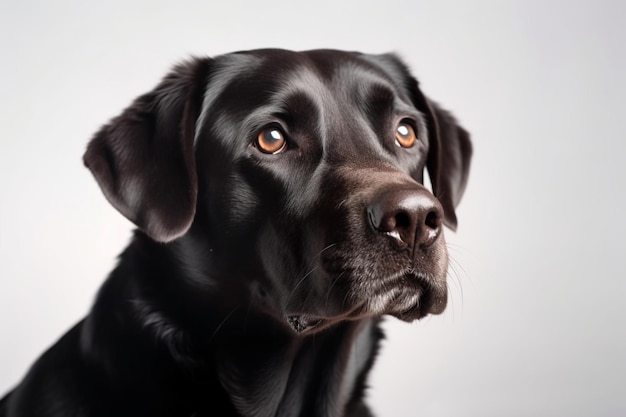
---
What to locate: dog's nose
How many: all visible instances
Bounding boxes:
[367,188,443,249]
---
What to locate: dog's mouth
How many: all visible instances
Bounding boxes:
[387,280,448,322]
[286,315,324,334]
[359,272,447,322]
[285,272,447,334]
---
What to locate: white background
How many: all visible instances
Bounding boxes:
[1,1,625,416]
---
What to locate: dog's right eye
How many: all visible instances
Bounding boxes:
[256,128,287,154]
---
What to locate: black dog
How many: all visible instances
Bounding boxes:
[0,49,471,417]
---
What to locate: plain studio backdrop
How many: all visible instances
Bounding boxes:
[1,1,625,416]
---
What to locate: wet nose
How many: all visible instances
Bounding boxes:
[367,188,443,249]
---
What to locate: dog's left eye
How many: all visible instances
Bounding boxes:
[395,122,417,148]
[256,127,287,154]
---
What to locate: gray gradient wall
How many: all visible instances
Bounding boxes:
[1,1,624,415]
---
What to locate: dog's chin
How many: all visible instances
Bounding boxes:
[361,281,448,322]
[388,291,448,322]
[285,275,447,335]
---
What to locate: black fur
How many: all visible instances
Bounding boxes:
[0,49,471,417]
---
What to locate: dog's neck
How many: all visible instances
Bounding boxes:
[214,318,377,417]
[82,233,381,416]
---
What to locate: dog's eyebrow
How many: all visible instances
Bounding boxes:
[273,91,321,127]
[332,63,406,113]
[270,67,335,140]
[360,83,396,119]
[194,53,262,143]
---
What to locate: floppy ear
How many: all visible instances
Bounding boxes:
[83,57,211,242]
[412,86,472,231]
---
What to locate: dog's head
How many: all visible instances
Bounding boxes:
[84,49,471,334]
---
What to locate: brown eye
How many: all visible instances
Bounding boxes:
[256,127,287,154]
[395,122,417,148]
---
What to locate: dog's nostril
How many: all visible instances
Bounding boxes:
[425,211,441,230]
[420,209,442,248]
[394,211,412,232]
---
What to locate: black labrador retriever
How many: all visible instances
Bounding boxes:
[0,49,471,417]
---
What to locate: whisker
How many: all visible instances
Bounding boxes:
[447,258,464,304]
[324,272,345,309]
[445,242,473,322]
[291,266,319,294]
[286,242,339,305]
[207,306,238,345]
[318,242,338,255]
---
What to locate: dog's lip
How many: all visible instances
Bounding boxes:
[286,315,324,334]
[284,272,446,333]
[391,288,447,321]
[284,306,362,335]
